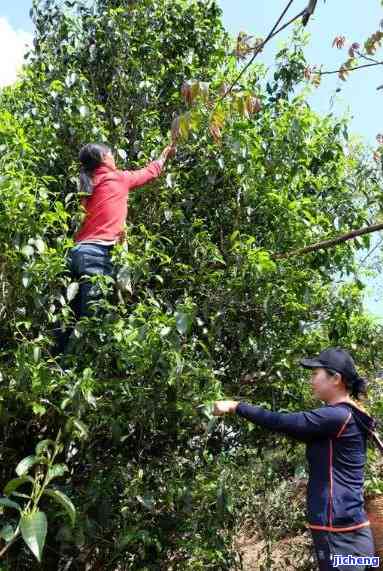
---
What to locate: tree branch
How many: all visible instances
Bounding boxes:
[356,50,381,65]
[0,531,20,559]
[273,221,383,260]
[359,236,383,266]
[319,61,383,76]
[218,1,303,102]
[267,8,306,44]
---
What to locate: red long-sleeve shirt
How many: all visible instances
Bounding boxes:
[75,160,163,244]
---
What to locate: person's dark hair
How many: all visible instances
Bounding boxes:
[325,368,368,400]
[79,143,111,195]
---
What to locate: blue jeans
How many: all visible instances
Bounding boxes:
[69,243,114,318]
[54,244,114,354]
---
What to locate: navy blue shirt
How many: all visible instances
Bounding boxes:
[236,401,375,532]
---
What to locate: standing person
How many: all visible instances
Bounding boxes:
[213,348,380,570]
[56,142,175,353]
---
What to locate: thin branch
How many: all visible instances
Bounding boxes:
[218,1,301,102]
[266,9,307,45]
[0,532,20,559]
[356,50,381,65]
[273,221,383,260]
[319,61,383,76]
[264,0,296,41]
[238,9,308,59]
[359,236,383,266]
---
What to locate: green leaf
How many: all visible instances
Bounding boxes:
[4,476,33,497]
[33,346,40,363]
[34,238,45,253]
[22,274,30,288]
[179,114,191,139]
[116,265,132,293]
[207,417,218,434]
[35,439,56,456]
[78,105,88,117]
[32,402,47,416]
[21,245,34,257]
[60,398,70,411]
[0,524,16,542]
[160,326,172,337]
[44,489,76,526]
[15,456,39,477]
[83,390,97,408]
[175,311,192,336]
[136,494,155,512]
[47,464,69,484]
[72,419,89,439]
[197,402,214,420]
[66,282,79,302]
[0,497,22,511]
[20,511,47,562]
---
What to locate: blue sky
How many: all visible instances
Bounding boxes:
[5,1,383,146]
[3,0,32,31]
[219,0,383,148]
[2,0,383,317]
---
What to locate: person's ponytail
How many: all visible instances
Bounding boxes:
[78,143,111,195]
[351,376,368,399]
[79,168,94,195]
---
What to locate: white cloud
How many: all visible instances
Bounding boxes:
[0,17,32,88]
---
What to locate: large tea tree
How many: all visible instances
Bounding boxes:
[0,1,382,568]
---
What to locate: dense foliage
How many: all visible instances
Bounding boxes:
[1,1,383,568]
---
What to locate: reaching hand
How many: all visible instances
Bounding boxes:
[159,144,176,164]
[212,400,239,416]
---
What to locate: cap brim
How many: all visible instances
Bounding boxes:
[300,358,324,369]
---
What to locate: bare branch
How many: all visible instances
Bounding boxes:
[356,50,381,65]
[359,236,383,266]
[318,61,383,76]
[302,0,318,27]
[268,9,307,44]
[273,221,383,260]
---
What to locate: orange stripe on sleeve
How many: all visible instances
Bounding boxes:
[336,411,352,438]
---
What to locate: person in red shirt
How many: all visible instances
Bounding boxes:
[75,143,174,245]
[56,142,174,353]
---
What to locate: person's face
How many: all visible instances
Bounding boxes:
[102,151,116,169]
[309,367,342,402]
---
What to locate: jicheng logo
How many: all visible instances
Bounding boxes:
[331,554,380,567]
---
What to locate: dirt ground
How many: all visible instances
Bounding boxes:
[235,530,316,570]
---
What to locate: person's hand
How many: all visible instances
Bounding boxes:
[212,400,239,416]
[159,144,176,163]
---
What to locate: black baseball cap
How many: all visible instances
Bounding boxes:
[300,348,359,382]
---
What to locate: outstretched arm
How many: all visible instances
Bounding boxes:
[213,400,349,440]
[123,145,176,190]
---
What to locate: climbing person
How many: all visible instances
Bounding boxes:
[56,142,175,353]
[212,348,380,571]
